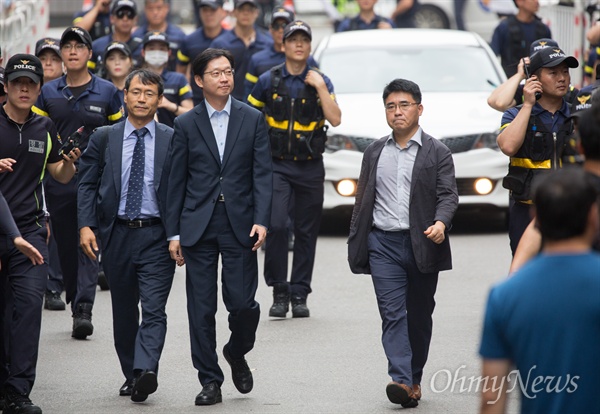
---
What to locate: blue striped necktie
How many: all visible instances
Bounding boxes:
[125,127,148,220]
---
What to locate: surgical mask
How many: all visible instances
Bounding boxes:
[144,50,168,67]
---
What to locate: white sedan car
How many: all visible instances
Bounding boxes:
[314,29,509,216]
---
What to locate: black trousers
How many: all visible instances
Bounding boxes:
[183,202,260,387]
[263,159,324,299]
[44,175,98,311]
[0,226,48,395]
[508,198,534,256]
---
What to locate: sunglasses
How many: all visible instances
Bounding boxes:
[271,22,287,30]
[116,9,135,19]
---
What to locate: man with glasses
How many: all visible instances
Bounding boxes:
[166,48,272,406]
[210,0,273,100]
[78,69,176,403]
[33,26,123,341]
[347,79,458,407]
[176,0,229,105]
[248,21,341,319]
[91,0,140,75]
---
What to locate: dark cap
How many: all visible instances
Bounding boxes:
[234,0,257,8]
[143,31,169,47]
[4,53,44,84]
[60,26,93,48]
[569,88,594,118]
[199,0,224,9]
[271,6,294,25]
[0,67,5,90]
[529,47,578,74]
[35,37,61,58]
[103,41,132,62]
[529,38,559,55]
[111,0,137,15]
[283,20,312,41]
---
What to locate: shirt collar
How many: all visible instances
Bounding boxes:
[531,99,571,117]
[386,126,423,147]
[205,96,232,118]
[281,64,309,79]
[124,118,156,140]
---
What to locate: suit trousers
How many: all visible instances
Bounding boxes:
[0,226,48,395]
[182,202,260,387]
[369,228,439,385]
[44,175,98,310]
[263,159,324,298]
[101,222,175,381]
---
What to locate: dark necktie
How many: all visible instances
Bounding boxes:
[125,127,147,220]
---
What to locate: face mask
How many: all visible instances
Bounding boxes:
[144,50,168,67]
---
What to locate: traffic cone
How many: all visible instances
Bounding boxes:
[283,0,295,13]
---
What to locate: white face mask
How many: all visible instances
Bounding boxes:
[145,50,169,67]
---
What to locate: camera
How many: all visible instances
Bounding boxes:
[58,126,84,157]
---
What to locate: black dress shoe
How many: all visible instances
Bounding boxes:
[131,370,158,403]
[195,382,222,406]
[223,344,253,394]
[119,379,134,396]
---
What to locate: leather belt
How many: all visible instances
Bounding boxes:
[116,217,162,229]
[217,194,225,202]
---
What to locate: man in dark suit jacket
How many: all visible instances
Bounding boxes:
[348,79,458,408]
[166,48,272,406]
[78,69,176,403]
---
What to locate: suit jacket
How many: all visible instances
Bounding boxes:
[78,121,174,246]
[347,131,458,275]
[165,97,272,248]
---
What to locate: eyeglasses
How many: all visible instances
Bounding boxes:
[203,68,235,79]
[116,9,135,19]
[271,22,287,30]
[61,43,88,52]
[385,102,420,112]
[127,89,158,99]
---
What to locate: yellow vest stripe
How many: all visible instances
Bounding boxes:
[510,158,551,169]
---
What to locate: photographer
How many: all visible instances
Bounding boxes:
[497,47,581,255]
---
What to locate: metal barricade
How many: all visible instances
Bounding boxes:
[0,0,49,59]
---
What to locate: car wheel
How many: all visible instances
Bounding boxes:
[414,4,451,29]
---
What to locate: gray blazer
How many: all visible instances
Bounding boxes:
[347,131,459,274]
[77,121,174,247]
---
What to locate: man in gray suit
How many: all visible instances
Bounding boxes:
[348,79,458,407]
[78,69,176,403]
[166,48,272,406]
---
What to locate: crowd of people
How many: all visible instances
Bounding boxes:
[0,0,599,413]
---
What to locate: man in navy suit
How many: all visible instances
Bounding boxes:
[348,79,458,407]
[166,48,272,406]
[78,69,177,403]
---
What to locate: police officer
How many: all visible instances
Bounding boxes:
[336,0,395,32]
[73,0,112,42]
[176,0,229,105]
[35,38,64,83]
[497,47,580,255]
[248,21,341,318]
[91,0,140,75]
[33,26,123,340]
[0,53,79,414]
[141,32,193,127]
[210,0,273,100]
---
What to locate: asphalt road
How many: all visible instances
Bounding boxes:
[32,214,521,414]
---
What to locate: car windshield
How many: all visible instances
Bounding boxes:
[319,45,502,94]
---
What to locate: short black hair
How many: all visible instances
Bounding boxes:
[192,48,234,79]
[382,79,422,104]
[577,105,600,161]
[124,69,164,96]
[534,168,597,241]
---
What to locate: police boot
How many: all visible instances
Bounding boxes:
[72,302,94,339]
[291,295,310,318]
[269,283,290,318]
[44,290,66,311]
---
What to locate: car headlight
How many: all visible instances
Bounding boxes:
[335,179,357,197]
[474,178,494,195]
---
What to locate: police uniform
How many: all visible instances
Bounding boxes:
[158,70,193,127]
[176,27,229,105]
[90,34,141,74]
[131,23,186,72]
[0,60,61,405]
[210,29,273,100]
[73,9,111,42]
[32,73,122,321]
[248,57,336,311]
[335,13,395,32]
